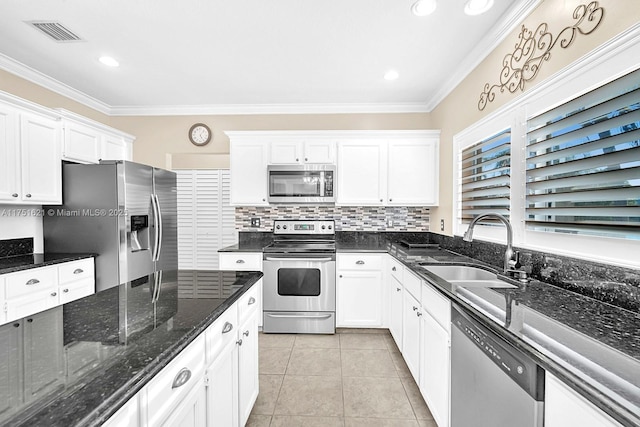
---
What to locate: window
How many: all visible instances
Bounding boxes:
[459,129,512,225]
[526,68,640,240]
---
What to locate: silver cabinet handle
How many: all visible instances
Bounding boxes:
[171,368,192,389]
[392,266,396,271]
[51,292,57,297]
[236,339,243,346]
[63,289,69,293]
[26,279,40,286]
[236,259,245,264]
[243,330,250,337]
[396,288,401,292]
[417,312,423,317]
[73,268,84,274]
[26,194,31,198]
[412,306,418,311]
[248,297,256,305]
[356,260,365,265]
[222,322,234,334]
[12,193,18,197]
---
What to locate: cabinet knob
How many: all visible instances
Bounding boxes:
[380,199,383,202]
[243,330,250,337]
[12,193,18,198]
[13,323,20,328]
[27,318,33,323]
[396,288,401,292]
[339,275,343,278]
[26,194,32,198]
[222,322,234,334]
[417,312,423,317]
[248,297,256,305]
[171,368,192,389]
[389,198,392,202]
[412,306,418,311]
[236,339,243,346]
[305,158,308,162]
[296,158,299,162]
[262,198,266,202]
[392,266,396,271]
[63,288,69,293]
[51,292,57,297]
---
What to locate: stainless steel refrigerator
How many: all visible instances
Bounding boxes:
[44,161,178,292]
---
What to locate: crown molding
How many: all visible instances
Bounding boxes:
[425,0,542,112]
[0,52,112,115]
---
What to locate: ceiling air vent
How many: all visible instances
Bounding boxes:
[27,21,83,42]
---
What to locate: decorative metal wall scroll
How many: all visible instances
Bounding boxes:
[478,1,605,111]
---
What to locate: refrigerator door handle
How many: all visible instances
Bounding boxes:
[155,194,163,262]
[151,194,160,262]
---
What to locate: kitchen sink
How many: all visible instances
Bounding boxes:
[422,265,517,289]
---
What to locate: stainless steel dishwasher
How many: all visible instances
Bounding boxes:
[451,304,545,427]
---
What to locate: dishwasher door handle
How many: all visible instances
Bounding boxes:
[266,313,333,319]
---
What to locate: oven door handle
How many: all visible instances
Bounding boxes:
[265,313,333,319]
[264,257,334,262]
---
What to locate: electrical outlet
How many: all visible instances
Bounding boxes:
[440,219,445,231]
[387,219,393,227]
[250,217,261,227]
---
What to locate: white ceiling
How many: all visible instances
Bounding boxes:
[0,0,537,115]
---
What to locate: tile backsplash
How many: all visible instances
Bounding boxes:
[235,206,430,232]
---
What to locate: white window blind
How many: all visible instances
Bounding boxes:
[526,68,640,240]
[459,128,511,225]
[176,170,237,270]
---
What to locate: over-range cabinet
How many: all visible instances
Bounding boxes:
[44,161,178,292]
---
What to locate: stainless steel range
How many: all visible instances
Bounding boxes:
[262,220,336,334]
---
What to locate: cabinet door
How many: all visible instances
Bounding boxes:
[420,312,450,427]
[402,291,421,381]
[389,275,403,350]
[270,141,301,164]
[62,122,101,163]
[103,395,139,427]
[387,139,438,206]
[101,134,127,161]
[336,270,383,327]
[545,373,622,427]
[0,105,20,202]
[59,278,94,304]
[19,113,61,204]
[336,141,386,205]
[161,378,207,427]
[238,312,259,427]
[0,320,22,421]
[22,307,64,401]
[304,140,335,163]
[229,141,268,206]
[206,338,239,427]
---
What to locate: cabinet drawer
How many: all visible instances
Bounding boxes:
[58,259,94,283]
[146,335,205,426]
[238,284,260,325]
[403,268,422,300]
[5,290,58,323]
[59,278,94,304]
[421,282,450,333]
[219,253,262,271]
[205,304,238,364]
[5,267,57,299]
[389,256,404,281]
[337,254,383,270]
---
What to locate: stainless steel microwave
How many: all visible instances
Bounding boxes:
[267,164,335,204]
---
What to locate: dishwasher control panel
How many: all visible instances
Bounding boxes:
[452,305,544,400]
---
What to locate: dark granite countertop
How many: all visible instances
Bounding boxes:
[1,269,262,427]
[218,233,640,426]
[0,253,96,275]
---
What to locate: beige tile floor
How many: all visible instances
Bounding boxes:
[247,329,438,427]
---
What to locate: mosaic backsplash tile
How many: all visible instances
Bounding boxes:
[235,206,430,232]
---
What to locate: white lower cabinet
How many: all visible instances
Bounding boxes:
[237,313,259,426]
[103,393,140,427]
[389,274,403,349]
[402,290,421,380]
[545,372,622,427]
[161,377,207,427]
[218,252,263,329]
[206,337,239,427]
[336,254,384,328]
[420,310,450,427]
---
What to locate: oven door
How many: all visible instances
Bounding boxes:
[262,254,336,312]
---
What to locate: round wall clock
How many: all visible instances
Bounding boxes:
[188,123,212,146]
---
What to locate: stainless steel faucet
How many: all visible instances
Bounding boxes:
[463,213,526,280]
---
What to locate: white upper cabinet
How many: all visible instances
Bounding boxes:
[228,135,269,206]
[59,109,134,164]
[270,139,336,164]
[337,140,387,205]
[0,94,61,205]
[387,138,439,206]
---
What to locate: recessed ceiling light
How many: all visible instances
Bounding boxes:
[384,70,399,81]
[464,0,494,15]
[99,56,119,67]
[411,0,437,17]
